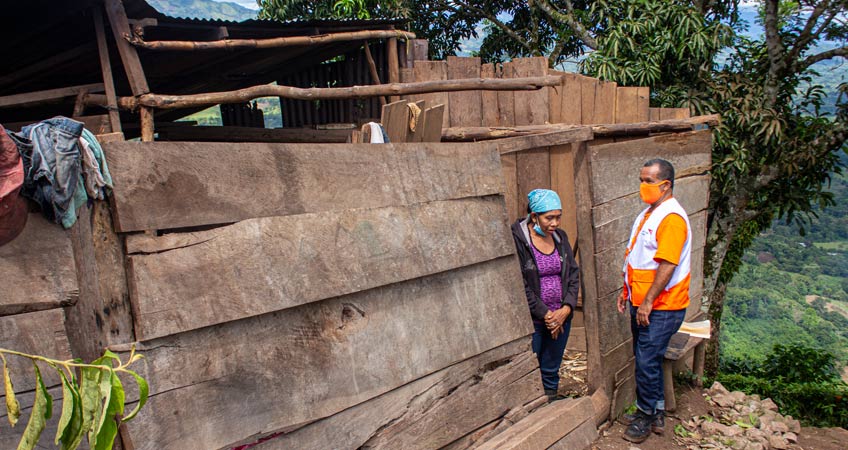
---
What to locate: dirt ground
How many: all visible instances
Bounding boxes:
[590,385,848,450]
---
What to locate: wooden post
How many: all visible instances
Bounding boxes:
[387,37,400,102]
[363,41,387,106]
[140,106,154,142]
[72,90,89,117]
[93,7,123,133]
[104,0,149,96]
[693,341,706,387]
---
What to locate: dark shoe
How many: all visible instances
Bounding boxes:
[620,410,664,434]
[544,389,566,403]
[622,410,654,443]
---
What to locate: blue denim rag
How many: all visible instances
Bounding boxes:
[19,117,84,227]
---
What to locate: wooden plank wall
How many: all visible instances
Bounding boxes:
[576,130,712,419]
[103,140,537,450]
[0,214,76,442]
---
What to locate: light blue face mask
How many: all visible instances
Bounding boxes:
[533,222,547,237]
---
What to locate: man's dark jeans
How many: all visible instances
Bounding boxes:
[532,319,572,393]
[630,304,686,415]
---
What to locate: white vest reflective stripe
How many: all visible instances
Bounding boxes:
[623,197,692,306]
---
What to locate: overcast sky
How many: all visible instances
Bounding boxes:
[219,0,259,10]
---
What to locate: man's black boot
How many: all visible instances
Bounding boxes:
[620,409,664,434]
[623,410,654,443]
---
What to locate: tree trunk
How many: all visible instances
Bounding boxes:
[706,279,729,376]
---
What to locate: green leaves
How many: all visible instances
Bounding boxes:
[2,353,21,427]
[56,369,84,450]
[17,363,52,450]
[0,347,149,450]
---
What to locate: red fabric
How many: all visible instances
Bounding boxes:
[0,124,26,245]
[0,125,23,199]
[0,189,27,246]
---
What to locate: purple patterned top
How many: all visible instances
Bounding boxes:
[531,240,562,314]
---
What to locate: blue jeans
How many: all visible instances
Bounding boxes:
[532,319,572,393]
[630,305,685,415]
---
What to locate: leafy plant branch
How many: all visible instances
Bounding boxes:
[1,347,149,450]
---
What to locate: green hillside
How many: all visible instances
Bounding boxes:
[147,0,257,21]
[722,154,848,372]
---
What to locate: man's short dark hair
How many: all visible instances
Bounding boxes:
[643,158,675,188]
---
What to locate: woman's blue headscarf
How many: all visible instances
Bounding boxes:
[528,189,562,213]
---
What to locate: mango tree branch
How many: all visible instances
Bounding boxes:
[796,46,848,72]
[85,75,564,110]
[532,0,598,50]
[127,29,416,51]
[447,0,535,53]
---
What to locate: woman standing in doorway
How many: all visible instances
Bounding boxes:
[511,189,580,402]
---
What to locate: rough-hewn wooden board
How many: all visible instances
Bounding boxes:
[579,77,597,125]
[591,80,617,124]
[126,196,514,340]
[358,350,540,449]
[511,57,549,126]
[65,201,135,362]
[572,142,605,394]
[661,107,690,120]
[381,99,410,143]
[476,397,595,450]
[413,60,450,128]
[104,0,149,95]
[595,239,707,300]
[0,214,78,316]
[593,194,709,255]
[603,338,634,384]
[649,107,662,121]
[417,103,445,143]
[119,257,532,450]
[547,417,598,450]
[156,125,352,143]
[615,87,639,124]
[550,144,578,247]
[636,87,650,122]
[596,290,631,355]
[501,153,519,223]
[589,130,712,205]
[559,73,583,124]
[547,70,564,124]
[0,309,71,392]
[611,374,637,419]
[447,56,483,127]
[516,148,551,215]
[492,128,593,155]
[497,63,516,127]
[105,141,503,232]
[481,63,500,126]
[249,339,538,450]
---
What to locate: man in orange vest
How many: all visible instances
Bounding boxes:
[618,159,691,444]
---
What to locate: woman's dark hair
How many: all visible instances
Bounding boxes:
[643,158,675,188]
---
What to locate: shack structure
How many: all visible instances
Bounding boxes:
[0,1,714,449]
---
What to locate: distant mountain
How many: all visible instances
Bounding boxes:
[147,0,257,22]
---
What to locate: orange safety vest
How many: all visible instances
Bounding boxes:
[623,197,691,310]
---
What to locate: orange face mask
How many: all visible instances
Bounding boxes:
[639,180,668,204]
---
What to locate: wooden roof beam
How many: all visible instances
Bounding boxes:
[85,75,563,110]
[0,83,104,108]
[127,29,416,51]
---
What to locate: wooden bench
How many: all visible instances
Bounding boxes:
[663,332,706,411]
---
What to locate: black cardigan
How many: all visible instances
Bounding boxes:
[511,218,580,321]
